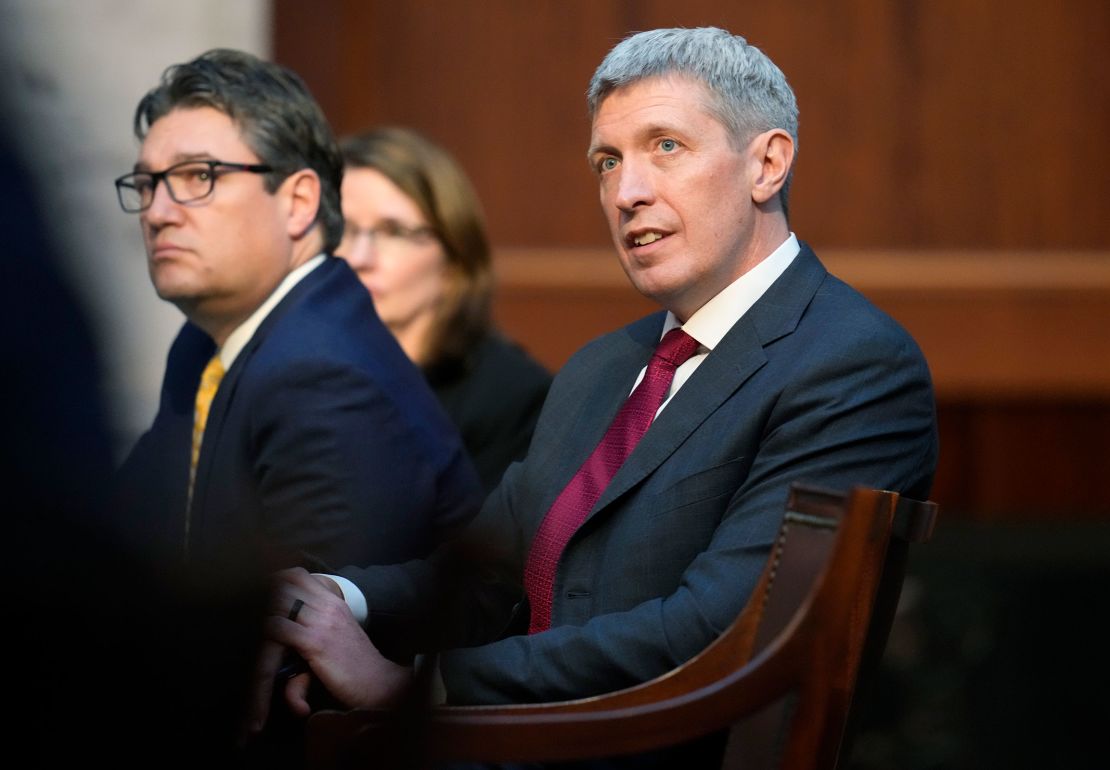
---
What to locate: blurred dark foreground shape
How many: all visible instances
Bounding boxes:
[1,142,266,767]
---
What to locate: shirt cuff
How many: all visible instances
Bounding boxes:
[315,573,368,625]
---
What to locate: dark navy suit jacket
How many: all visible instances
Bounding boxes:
[342,243,938,709]
[115,256,482,574]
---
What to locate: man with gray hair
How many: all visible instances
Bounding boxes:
[253,27,937,763]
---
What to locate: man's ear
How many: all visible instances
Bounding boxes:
[281,169,322,240]
[750,129,795,205]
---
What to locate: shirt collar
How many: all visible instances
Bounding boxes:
[662,233,799,350]
[217,254,326,369]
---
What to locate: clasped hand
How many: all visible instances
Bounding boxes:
[243,567,413,738]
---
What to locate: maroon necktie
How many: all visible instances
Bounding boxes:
[523,327,701,633]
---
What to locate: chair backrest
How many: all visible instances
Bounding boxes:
[721,486,935,769]
[305,483,937,769]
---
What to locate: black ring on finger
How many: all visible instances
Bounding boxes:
[288,598,305,622]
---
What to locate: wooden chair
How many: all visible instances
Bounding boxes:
[305,483,938,769]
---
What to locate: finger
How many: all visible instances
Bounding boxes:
[287,597,305,623]
[268,582,332,621]
[265,579,328,621]
[284,672,313,717]
[264,614,310,648]
[271,566,310,584]
[243,639,285,737]
[267,566,309,599]
[285,568,344,601]
[312,573,344,599]
[267,581,307,617]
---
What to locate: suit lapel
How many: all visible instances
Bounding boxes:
[158,323,216,532]
[540,315,663,501]
[191,257,338,514]
[590,244,828,515]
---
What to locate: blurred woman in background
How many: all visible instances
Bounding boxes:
[338,127,551,492]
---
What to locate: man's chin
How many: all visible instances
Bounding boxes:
[152,284,203,316]
[153,283,188,302]
[622,266,679,307]
[150,264,190,298]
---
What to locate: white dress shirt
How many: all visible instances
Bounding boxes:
[639,232,799,413]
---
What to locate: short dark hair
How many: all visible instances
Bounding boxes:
[341,127,492,370]
[133,48,344,252]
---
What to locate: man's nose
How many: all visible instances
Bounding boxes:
[613,159,655,212]
[142,177,181,225]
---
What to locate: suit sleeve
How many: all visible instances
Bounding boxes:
[337,451,533,660]
[436,320,938,705]
[248,357,480,571]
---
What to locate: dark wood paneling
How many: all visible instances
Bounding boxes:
[273,2,1110,519]
[276,0,1110,250]
[933,400,1110,520]
[492,248,1110,400]
[276,0,619,247]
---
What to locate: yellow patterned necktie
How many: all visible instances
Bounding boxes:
[185,354,225,550]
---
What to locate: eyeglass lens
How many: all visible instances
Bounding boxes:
[118,162,217,211]
[340,220,434,247]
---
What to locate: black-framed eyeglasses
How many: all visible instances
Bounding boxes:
[339,219,438,247]
[113,160,273,213]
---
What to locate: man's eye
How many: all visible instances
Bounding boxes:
[659,139,678,152]
[599,157,619,172]
[172,167,210,184]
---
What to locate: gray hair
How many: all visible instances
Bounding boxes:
[587,27,798,210]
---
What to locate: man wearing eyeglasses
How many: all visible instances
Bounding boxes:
[112,50,481,590]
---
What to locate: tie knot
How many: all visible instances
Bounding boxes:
[653,328,700,368]
[200,355,225,389]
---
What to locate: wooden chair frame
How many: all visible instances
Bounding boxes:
[306,484,937,769]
